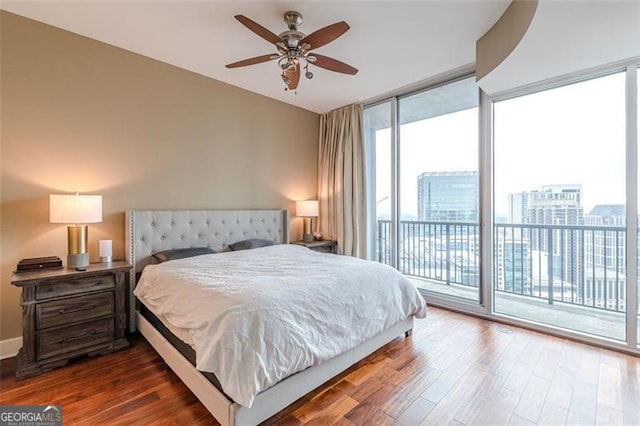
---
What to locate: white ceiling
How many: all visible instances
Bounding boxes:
[478,0,640,95]
[0,0,510,113]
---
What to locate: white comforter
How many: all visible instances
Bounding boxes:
[134,244,426,407]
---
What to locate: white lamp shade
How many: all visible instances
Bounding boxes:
[296,200,318,217]
[50,194,102,224]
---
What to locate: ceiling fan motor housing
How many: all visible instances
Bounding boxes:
[281,11,305,49]
[279,30,304,49]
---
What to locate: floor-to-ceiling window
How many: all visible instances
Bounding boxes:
[637,67,640,346]
[365,61,640,352]
[397,77,479,301]
[365,74,480,302]
[364,101,393,264]
[493,71,627,340]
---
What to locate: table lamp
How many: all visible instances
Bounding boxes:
[50,193,102,271]
[296,200,318,243]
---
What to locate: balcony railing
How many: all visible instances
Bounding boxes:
[377,220,627,312]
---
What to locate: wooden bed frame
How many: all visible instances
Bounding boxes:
[126,209,414,426]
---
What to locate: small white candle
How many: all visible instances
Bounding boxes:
[99,240,112,262]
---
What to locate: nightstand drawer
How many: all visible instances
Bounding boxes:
[309,244,336,254]
[36,292,114,330]
[37,317,114,360]
[36,275,115,300]
[292,240,338,254]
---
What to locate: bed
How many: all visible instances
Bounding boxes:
[126,209,426,425]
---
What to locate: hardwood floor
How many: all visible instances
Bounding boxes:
[1,307,639,425]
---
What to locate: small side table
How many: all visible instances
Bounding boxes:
[291,240,338,254]
[11,261,131,379]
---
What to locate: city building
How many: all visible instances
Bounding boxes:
[583,267,626,311]
[585,204,625,226]
[494,236,531,293]
[508,184,584,225]
[508,184,585,291]
[585,204,626,276]
[417,171,478,222]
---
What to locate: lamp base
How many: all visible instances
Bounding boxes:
[68,253,89,271]
[303,217,314,242]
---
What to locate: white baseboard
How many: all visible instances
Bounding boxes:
[0,337,22,360]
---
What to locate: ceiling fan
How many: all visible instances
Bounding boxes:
[225,11,358,92]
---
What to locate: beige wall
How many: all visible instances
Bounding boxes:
[0,12,319,341]
[476,0,538,81]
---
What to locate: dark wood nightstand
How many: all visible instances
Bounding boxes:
[11,262,131,379]
[291,240,338,254]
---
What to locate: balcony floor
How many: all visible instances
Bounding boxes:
[410,276,640,343]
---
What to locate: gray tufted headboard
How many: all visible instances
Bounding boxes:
[125,209,289,330]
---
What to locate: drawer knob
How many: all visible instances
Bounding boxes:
[59,304,96,315]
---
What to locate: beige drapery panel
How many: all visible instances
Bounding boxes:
[317,104,366,258]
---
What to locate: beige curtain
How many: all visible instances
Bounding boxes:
[317,104,366,258]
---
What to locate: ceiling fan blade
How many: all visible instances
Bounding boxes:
[310,54,358,75]
[225,54,277,68]
[300,21,350,50]
[286,64,300,90]
[234,15,282,45]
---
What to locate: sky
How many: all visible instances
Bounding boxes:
[371,69,632,221]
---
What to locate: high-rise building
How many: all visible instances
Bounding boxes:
[585,204,625,275]
[508,184,585,290]
[527,184,584,225]
[583,205,626,310]
[494,236,531,293]
[508,192,528,224]
[508,184,584,225]
[585,204,625,226]
[417,171,478,222]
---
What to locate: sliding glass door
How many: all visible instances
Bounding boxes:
[364,101,393,265]
[365,75,480,302]
[365,61,640,352]
[493,71,627,340]
[397,77,479,301]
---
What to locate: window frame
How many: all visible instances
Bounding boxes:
[364,57,640,353]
